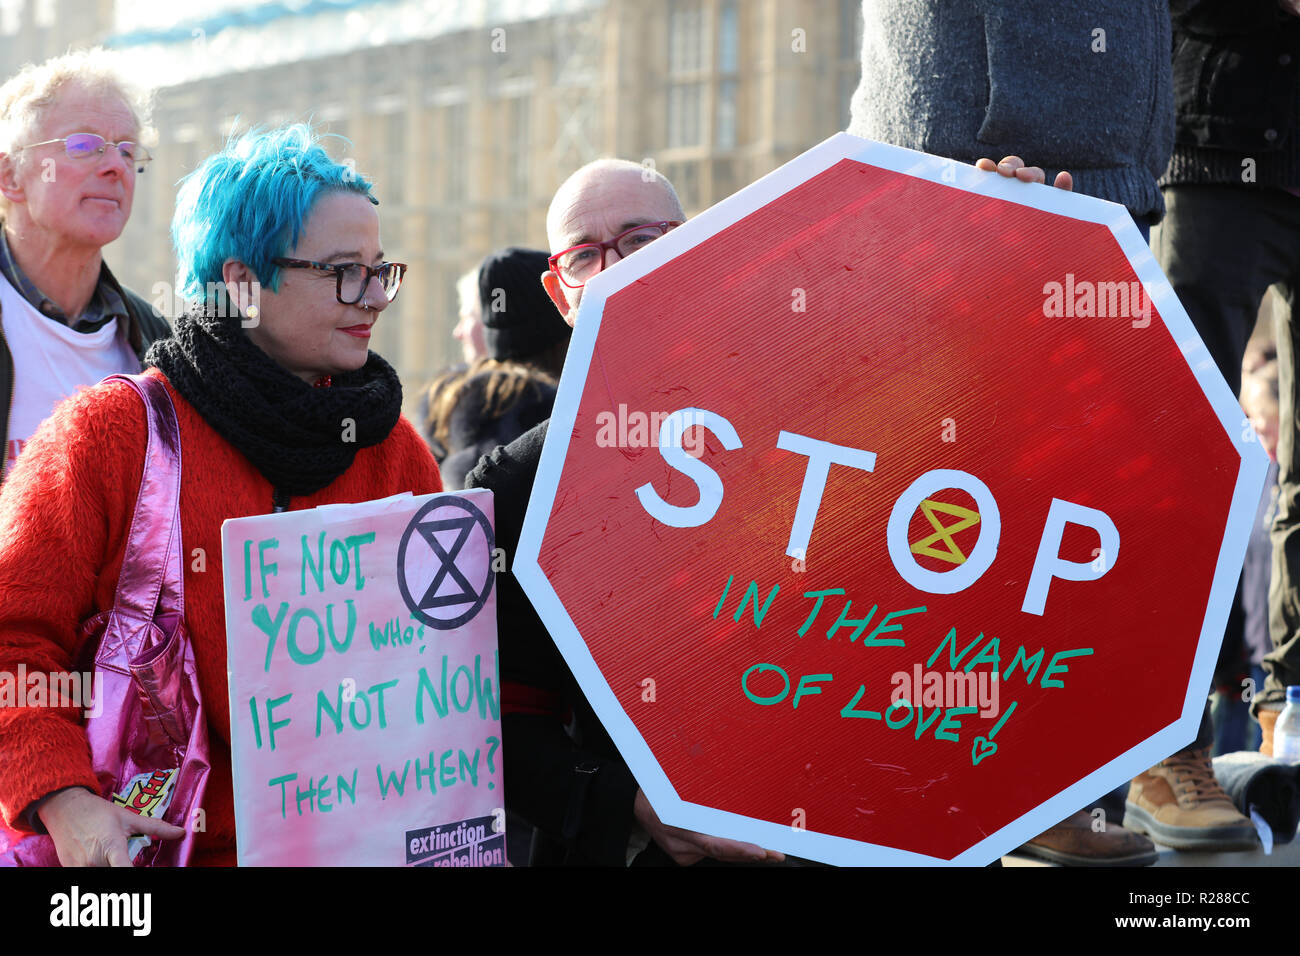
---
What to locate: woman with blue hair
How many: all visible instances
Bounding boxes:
[0,125,441,865]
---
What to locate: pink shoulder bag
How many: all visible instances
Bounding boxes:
[0,373,210,866]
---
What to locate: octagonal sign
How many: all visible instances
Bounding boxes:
[514,134,1269,865]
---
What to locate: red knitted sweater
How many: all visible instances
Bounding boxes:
[0,367,441,865]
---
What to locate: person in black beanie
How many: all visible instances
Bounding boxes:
[479,247,572,380]
[419,248,570,491]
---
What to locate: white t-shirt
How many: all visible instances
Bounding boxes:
[1,275,139,475]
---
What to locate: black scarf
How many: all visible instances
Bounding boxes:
[146,306,403,497]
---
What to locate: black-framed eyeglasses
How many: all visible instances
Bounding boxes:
[271,258,408,305]
[16,133,152,172]
[548,220,682,289]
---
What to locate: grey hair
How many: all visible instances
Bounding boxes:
[456,265,481,315]
[0,48,154,214]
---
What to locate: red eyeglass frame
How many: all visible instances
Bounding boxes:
[547,220,683,289]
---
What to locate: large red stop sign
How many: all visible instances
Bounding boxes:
[514,135,1268,865]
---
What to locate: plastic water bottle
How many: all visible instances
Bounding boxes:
[1276,686,1300,762]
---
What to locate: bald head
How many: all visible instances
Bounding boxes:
[546,159,684,247]
[542,158,685,324]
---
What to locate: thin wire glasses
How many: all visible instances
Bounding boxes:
[271,258,408,305]
[17,133,152,172]
[548,220,682,289]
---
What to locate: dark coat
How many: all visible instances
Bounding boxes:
[465,422,660,865]
[1163,0,1300,189]
[467,428,798,866]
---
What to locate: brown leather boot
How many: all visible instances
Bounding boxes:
[1013,810,1157,866]
[1260,708,1280,757]
[1125,746,1259,851]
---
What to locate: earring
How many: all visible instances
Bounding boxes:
[246,304,260,320]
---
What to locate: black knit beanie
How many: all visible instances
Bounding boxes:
[478,247,571,361]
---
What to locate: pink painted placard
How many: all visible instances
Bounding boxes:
[221,490,503,865]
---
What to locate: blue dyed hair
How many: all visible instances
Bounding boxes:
[172,124,376,299]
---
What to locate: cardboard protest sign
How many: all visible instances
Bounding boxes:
[513,134,1269,865]
[222,490,504,866]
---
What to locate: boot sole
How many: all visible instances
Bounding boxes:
[1012,841,1158,868]
[1123,803,1260,851]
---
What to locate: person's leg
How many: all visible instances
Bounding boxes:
[1264,271,1300,737]
[1212,579,1250,755]
[1212,690,1246,756]
[1157,186,1297,703]
[1154,185,1278,397]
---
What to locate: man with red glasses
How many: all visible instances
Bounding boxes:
[471,159,776,866]
[0,50,169,480]
[540,159,683,321]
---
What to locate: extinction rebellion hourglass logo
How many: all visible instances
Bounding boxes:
[396,496,495,630]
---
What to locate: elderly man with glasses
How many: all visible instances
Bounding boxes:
[0,49,169,479]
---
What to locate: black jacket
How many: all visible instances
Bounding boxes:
[465,421,664,865]
[1162,0,1300,189]
[0,262,171,459]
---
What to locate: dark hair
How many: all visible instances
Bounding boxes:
[420,357,557,460]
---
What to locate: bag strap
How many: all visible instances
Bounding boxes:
[103,373,185,622]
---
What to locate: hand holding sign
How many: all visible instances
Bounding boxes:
[633,789,784,865]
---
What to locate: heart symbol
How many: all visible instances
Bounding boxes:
[971,736,997,766]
